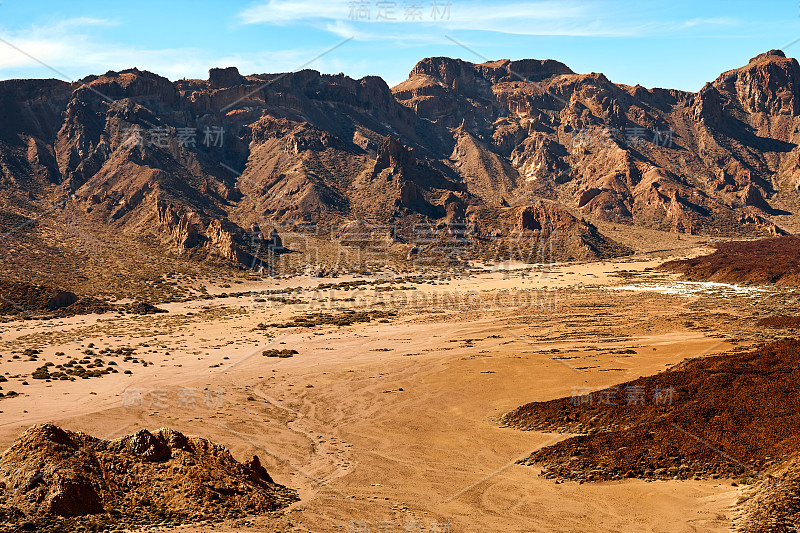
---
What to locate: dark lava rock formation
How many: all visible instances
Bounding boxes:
[503,339,800,485]
[661,236,800,284]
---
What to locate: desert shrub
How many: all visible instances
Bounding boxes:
[262,349,298,358]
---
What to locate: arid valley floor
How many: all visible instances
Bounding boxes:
[2,234,796,532]
[5,3,800,529]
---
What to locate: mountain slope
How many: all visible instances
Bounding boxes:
[0,51,798,293]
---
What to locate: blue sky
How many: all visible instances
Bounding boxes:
[0,0,797,91]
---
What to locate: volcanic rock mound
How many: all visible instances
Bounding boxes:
[503,339,800,484]
[0,424,297,532]
[660,236,800,284]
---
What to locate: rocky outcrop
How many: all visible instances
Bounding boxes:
[692,83,724,126]
[207,219,253,265]
[0,279,105,317]
[157,201,201,249]
[738,209,785,236]
[209,66,245,89]
[508,201,631,260]
[373,136,417,176]
[0,424,297,529]
[357,135,461,219]
[514,202,578,234]
[714,50,800,116]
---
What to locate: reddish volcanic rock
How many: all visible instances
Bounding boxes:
[660,236,800,284]
[504,338,800,483]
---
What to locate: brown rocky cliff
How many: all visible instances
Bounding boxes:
[395,50,800,236]
[209,66,245,89]
[713,50,800,116]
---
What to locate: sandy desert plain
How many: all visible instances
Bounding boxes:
[2,229,797,533]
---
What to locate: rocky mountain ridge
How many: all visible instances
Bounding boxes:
[1,50,799,288]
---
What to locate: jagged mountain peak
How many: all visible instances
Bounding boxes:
[404,55,574,88]
[749,49,787,63]
[713,49,800,115]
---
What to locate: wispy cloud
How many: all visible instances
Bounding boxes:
[0,18,345,81]
[236,0,742,40]
[239,0,349,25]
[678,17,739,29]
[238,0,624,37]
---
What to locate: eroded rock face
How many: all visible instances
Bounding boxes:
[498,201,632,261]
[1,51,799,278]
[157,201,201,249]
[714,50,800,116]
[392,50,800,237]
[373,136,417,176]
[207,218,253,265]
[739,209,785,236]
[0,424,298,529]
[514,202,577,233]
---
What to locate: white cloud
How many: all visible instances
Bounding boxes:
[678,17,739,30]
[238,0,634,37]
[0,17,345,81]
[239,0,349,25]
[236,0,746,40]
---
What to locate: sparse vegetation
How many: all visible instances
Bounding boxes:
[261,310,395,329]
[262,349,298,358]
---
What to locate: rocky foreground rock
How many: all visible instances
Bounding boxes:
[0,424,297,531]
[733,458,800,532]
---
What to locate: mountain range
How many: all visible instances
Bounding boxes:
[1,49,799,293]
